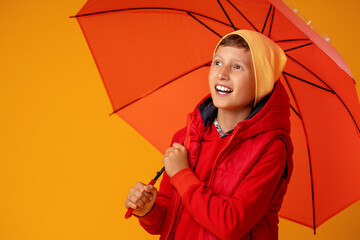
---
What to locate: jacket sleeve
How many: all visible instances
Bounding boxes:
[170,138,288,240]
[135,127,187,234]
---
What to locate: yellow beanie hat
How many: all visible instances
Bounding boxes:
[213,30,287,107]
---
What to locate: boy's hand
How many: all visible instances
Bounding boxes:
[125,182,157,217]
[163,142,190,178]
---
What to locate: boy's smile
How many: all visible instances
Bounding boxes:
[215,84,233,95]
[208,45,255,117]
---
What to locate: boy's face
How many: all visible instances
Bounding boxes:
[208,45,255,113]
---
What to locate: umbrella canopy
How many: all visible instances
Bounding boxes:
[72,0,360,233]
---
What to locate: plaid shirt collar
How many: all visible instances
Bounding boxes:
[214,117,233,138]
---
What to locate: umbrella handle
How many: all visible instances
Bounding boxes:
[125,167,165,219]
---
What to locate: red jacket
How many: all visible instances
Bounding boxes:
[137,80,294,239]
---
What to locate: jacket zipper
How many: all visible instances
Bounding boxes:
[168,115,242,240]
[164,193,181,240]
[199,125,241,240]
[209,126,240,186]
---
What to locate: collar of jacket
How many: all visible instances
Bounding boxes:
[186,80,291,143]
[203,87,273,137]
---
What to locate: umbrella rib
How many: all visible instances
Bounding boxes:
[71,7,233,29]
[217,0,237,30]
[110,61,211,115]
[275,38,311,43]
[282,73,317,233]
[268,4,275,38]
[290,104,301,119]
[283,72,332,93]
[284,42,314,52]
[286,55,360,134]
[262,5,273,34]
[187,12,222,38]
[286,54,333,90]
[226,0,259,32]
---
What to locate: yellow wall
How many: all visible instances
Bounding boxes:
[0,0,359,239]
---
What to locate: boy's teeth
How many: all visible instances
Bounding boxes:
[216,85,233,92]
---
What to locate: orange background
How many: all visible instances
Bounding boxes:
[0,0,359,239]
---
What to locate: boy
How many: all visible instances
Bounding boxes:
[125,29,294,240]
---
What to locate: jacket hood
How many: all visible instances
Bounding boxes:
[189,79,291,141]
[213,29,287,107]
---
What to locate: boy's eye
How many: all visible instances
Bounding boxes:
[234,65,243,70]
[213,60,221,66]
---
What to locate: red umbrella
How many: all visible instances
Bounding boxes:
[71,0,360,233]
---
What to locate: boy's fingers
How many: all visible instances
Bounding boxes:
[136,184,155,197]
[142,190,154,200]
[144,185,157,199]
[134,189,152,202]
[125,182,158,218]
[173,142,187,152]
[144,184,153,191]
[125,199,138,210]
[131,185,153,199]
[127,182,155,207]
[172,142,183,148]
[130,202,138,210]
[134,181,146,189]
[165,147,176,154]
[128,192,146,207]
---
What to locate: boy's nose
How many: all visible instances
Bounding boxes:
[217,67,229,81]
